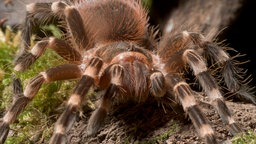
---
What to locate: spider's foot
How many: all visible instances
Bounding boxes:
[0,121,10,144]
[86,107,107,136]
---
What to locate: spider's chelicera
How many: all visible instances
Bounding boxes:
[0,0,255,144]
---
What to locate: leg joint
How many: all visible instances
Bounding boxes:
[150,71,166,97]
[51,1,68,14]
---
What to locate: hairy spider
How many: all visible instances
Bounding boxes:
[0,0,255,143]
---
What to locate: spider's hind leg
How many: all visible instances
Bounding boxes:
[203,42,255,104]
[183,47,242,135]
[14,1,84,71]
[14,2,58,67]
[189,32,255,104]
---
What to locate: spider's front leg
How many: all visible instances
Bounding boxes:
[86,64,125,136]
[164,73,218,144]
[141,54,217,143]
[49,57,103,144]
[0,64,83,144]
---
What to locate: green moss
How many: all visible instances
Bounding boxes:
[0,26,76,143]
[0,28,17,110]
[141,0,153,10]
[41,24,63,39]
[145,120,180,143]
[231,130,256,144]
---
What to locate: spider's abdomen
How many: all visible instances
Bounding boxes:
[76,0,148,47]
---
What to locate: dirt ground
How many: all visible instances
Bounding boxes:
[68,97,256,144]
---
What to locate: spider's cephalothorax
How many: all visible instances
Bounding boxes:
[0,0,255,144]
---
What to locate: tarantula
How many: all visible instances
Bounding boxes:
[0,0,255,143]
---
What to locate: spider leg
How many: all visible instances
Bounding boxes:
[159,30,244,142]
[14,2,67,65]
[183,48,242,135]
[49,57,103,144]
[203,42,255,104]
[165,73,217,144]
[186,32,255,104]
[15,1,91,72]
[14,1,69,71]
[14,37,82,71]
[87,64,125,136]
[0,64,82,143]
[0,78,23,144]
[64,4,91,51]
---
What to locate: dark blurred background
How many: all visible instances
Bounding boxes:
[224,0,256,85]
[150,0,256,86]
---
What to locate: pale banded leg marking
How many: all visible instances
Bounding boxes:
[51,1,68,15]
[187,106,216,141]
[109,64,124,86]
[67,94,82,107]
[182,49,207,75]
[166,73,217,144]
[15,2,60,70]
[183,48,242,135]
[87,64,124,136]
[23,75,45,99]
[2,112,15,124]
[199,124,215,137]
[14,38,82,71]
[173,81,197,110]
[83,58,103,79]
[15,1,72,72]
[50,58,103,143]
[55,124,66,135]
[150,71,166,97]
[0,65,83,143]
